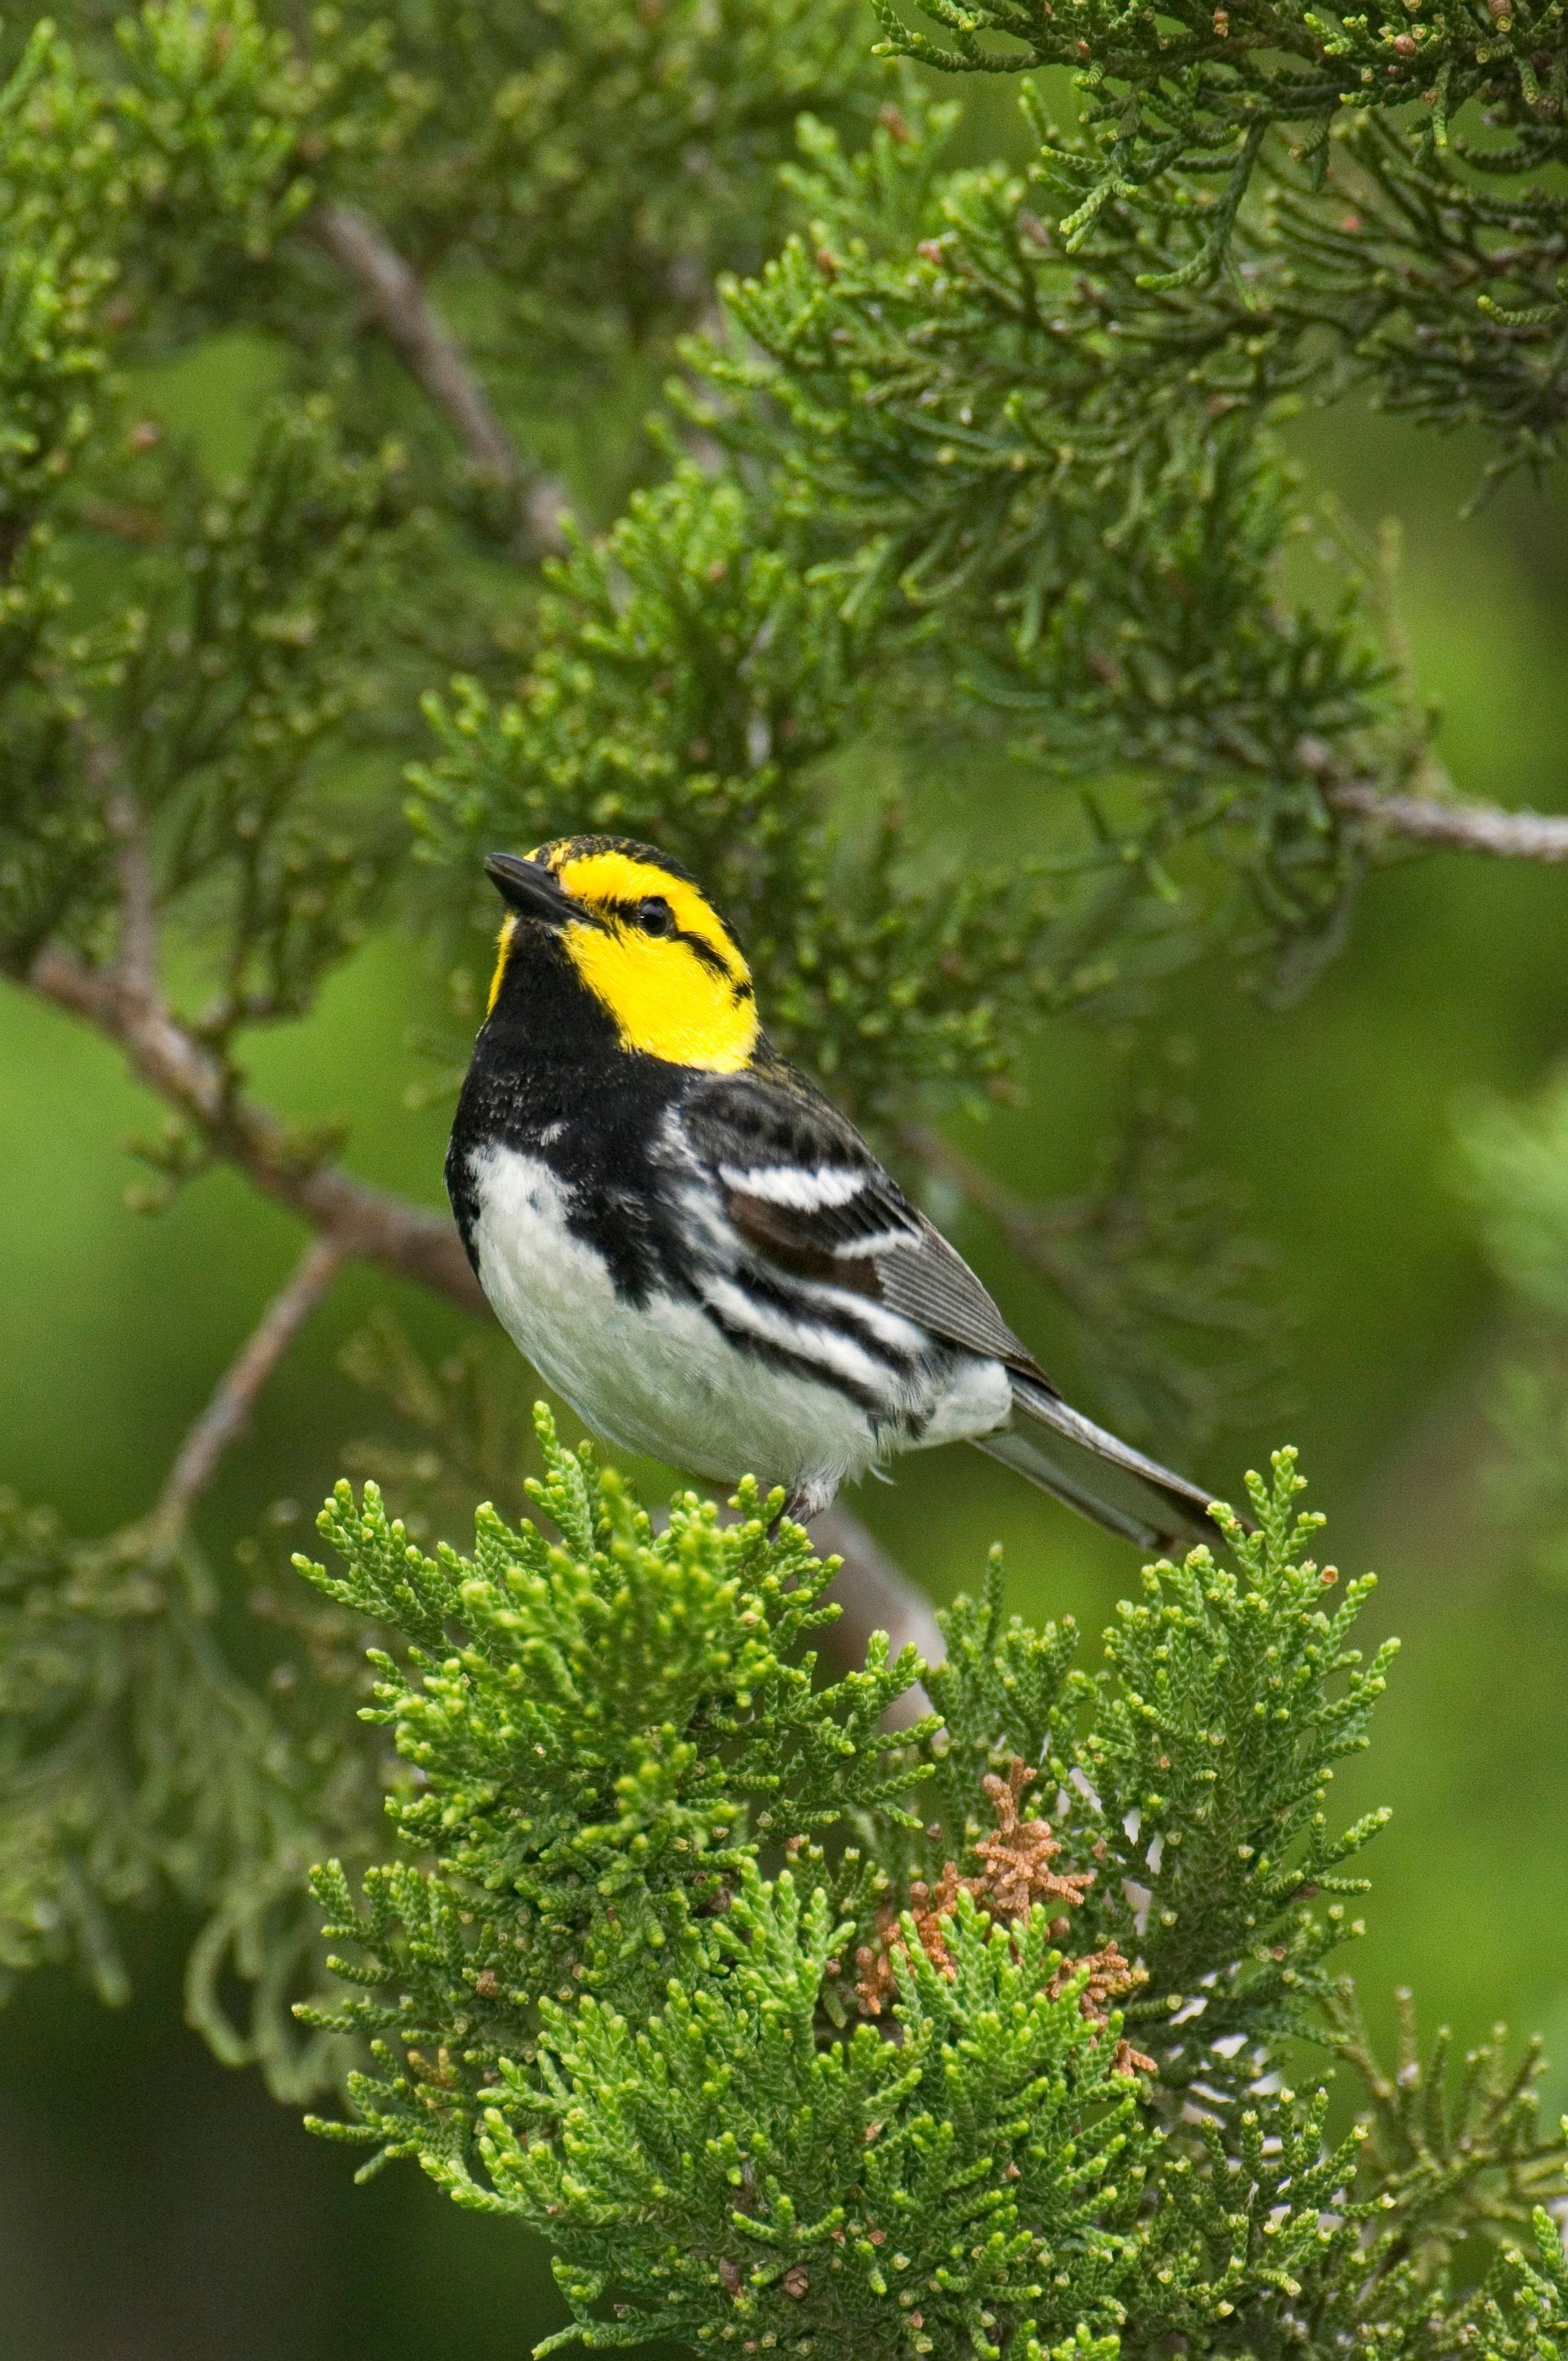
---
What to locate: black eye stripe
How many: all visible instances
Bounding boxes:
[600,896,735,978]
[675,929,732,978]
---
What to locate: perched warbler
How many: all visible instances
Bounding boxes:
[447,836,1215,1549]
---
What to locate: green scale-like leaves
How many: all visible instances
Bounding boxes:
[872,0,1568,474]
[1065,1451,1398,2056]
[296,1410,933,2190]
[912,1450,1397,2088]
[496,1877,1147,2358]
[295,1429,1568,2359]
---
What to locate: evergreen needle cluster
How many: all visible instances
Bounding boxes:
[296,1423,1567,2358]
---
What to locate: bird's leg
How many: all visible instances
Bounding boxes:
[771,1477,838,1540]
[786,1477,837,1525]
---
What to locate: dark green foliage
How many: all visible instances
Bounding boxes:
[0,1485,385,2093]
[875,0,1568,470]
[299,1432,1568,2359]
[691,100,1423,996]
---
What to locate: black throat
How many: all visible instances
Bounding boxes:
[445,921,686,1301]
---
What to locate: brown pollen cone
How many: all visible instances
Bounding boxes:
[853,1760,1154,2077]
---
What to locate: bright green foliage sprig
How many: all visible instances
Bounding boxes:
[1330,1985,1568,2267]
[1063,1450,1397,2064]
[295,1408,932,2189]
[296,1429,1568,2357]
[296,1416,1159,2353]
[491,1876,1147,2359]
[1464,2205,1568,2359]
[878,1451,1396,2104]
[306,1407,931,1873]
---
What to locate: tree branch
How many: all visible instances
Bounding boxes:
[104,782,160,1007]
[308,202,569,559]
[1328,780,1568,863]
[24,944,484,1312]
[146,1236,346,1548]
[809,1500,942,1722]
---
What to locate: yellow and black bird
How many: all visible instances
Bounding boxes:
[447,837,1216,1550]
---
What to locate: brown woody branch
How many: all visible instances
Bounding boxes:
[1327,780,1568,864]
[27,943,483,1313]
[308,202,569,559]
[105,782,158,1002]
[146,1235,346,1548]
[810,1502,942,1724]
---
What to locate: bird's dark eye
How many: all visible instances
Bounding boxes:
[636,895,676,937]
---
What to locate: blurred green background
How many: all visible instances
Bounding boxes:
[2,323,1568,2361]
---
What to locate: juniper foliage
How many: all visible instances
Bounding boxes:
[0,1484,385,2092]
[299,1429,1568,2358]
[875,0,1568,470]
[0,0,1565,2337]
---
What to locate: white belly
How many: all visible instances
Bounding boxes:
[466,1143,886,1495]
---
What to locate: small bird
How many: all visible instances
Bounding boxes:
[447,836,1217,1551]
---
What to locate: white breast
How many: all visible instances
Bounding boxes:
[465,1143,887,1497]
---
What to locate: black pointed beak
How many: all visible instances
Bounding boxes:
[483,852,585,929]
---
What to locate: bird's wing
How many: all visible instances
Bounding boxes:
[675,1065,1054,1384]
[677,1063,1218,1552]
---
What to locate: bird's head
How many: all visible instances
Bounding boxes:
[483,837,758,1071]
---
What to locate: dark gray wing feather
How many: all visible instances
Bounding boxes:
[877,1218,1049,1381]
[678,1063,1218,1552]
[679,1066,1049,1378]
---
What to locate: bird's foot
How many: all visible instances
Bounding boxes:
[771,1477,837,1537]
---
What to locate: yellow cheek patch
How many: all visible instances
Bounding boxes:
[562,920,759,1071]
[553,848,747,987]
[487,913,518,1013]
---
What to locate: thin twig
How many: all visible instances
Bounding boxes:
[105,783,159,1009]
[308,202,569,558]
[147,1236,347,1548]
[1328,780,1568,863]
[26,943,484,1312]
[810,1500,942,1722]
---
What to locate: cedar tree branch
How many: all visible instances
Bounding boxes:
[146,1234,346,1547]
[1328,780,1568,862]
[308,202,570,558]
[25,943,484,1312]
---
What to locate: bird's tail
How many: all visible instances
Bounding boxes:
[970,1373,1218,1554]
